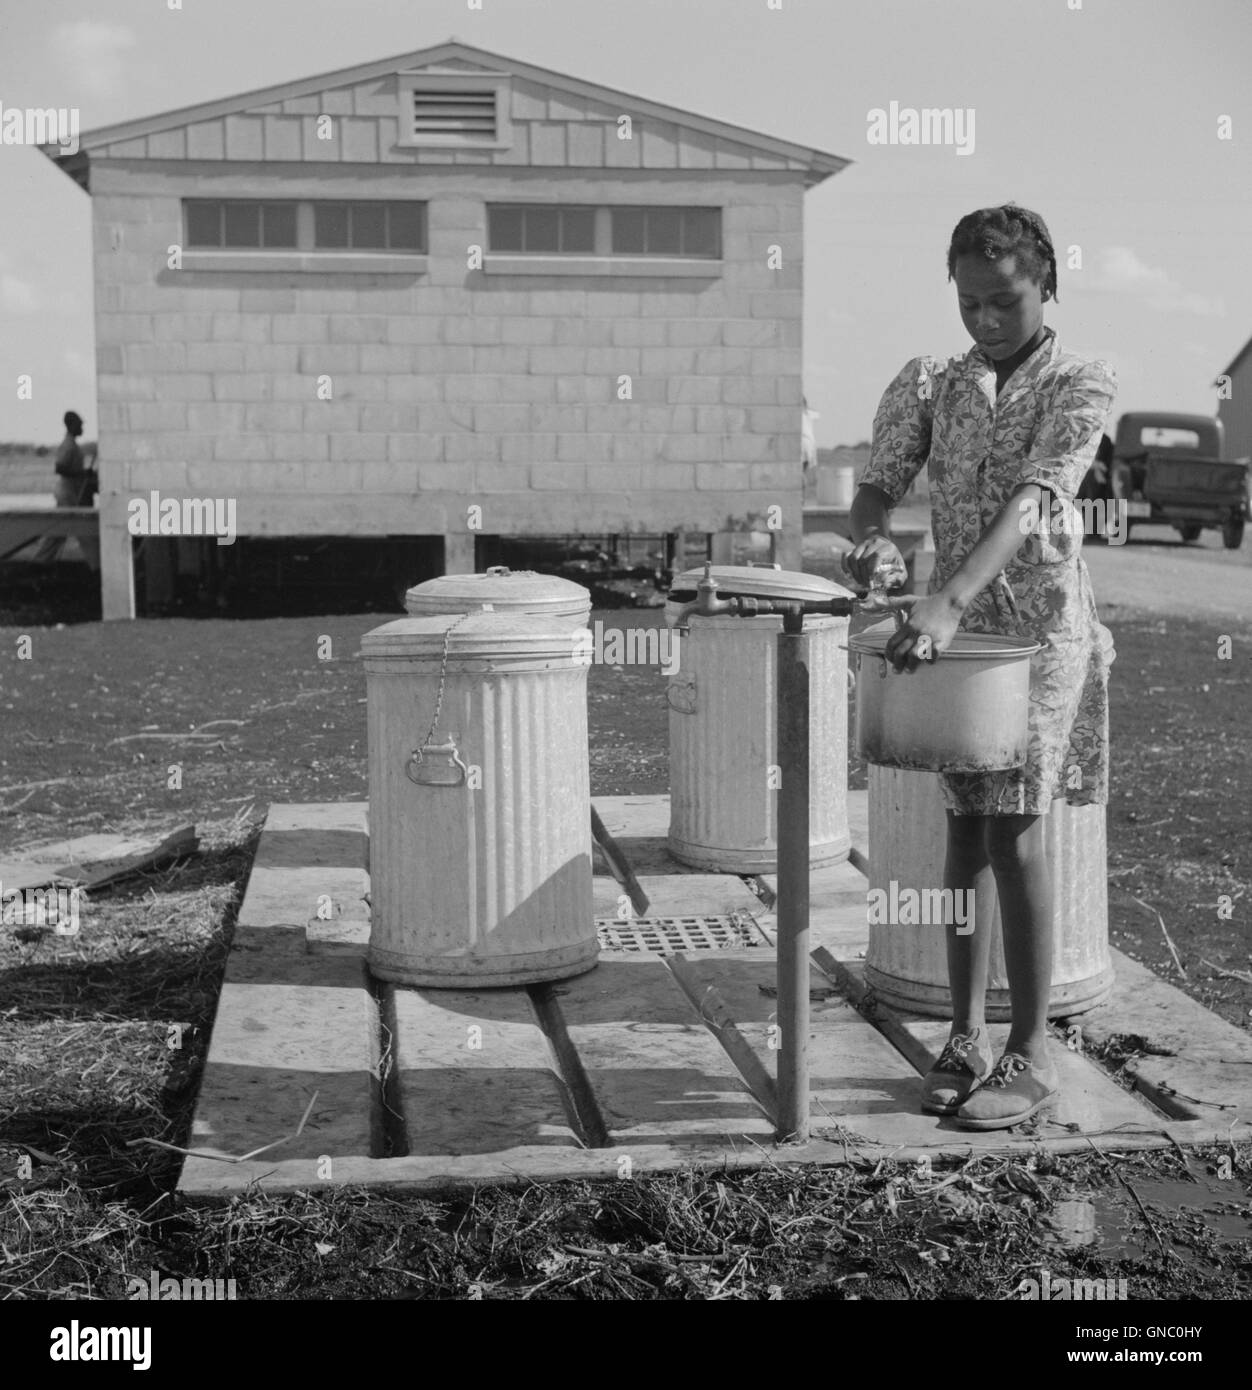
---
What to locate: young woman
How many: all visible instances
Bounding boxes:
[847,204,1117,1130]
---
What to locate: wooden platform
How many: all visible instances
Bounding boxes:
[178,794,1252,1197]
[0,501,98,562]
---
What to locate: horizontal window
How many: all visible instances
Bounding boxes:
[612,207,720,258]
[487,204,721,259]
[184,200,427,253]
[488,204,596,254]
[186,201,298,249]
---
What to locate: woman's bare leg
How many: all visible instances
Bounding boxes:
[985,813,1052,1064]
[943,811,994,1036]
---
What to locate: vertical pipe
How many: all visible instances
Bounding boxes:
[775,611,810,1141]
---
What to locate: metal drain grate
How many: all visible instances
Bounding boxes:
[596,912,764,954]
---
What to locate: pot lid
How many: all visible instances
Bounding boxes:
[668,563,854,603]
[405,566,590,616]
[362,613,587,663]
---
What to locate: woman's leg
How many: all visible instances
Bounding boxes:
[943,811,994,1037]
[985,813,1053,1064]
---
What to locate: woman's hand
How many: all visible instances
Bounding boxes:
[884,591,963,672]
[844,533,907,589]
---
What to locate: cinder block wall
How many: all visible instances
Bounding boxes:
[93,168,802,533]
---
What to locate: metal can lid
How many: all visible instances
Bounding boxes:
[361,612,589,664]
[667,563,855,604]
[405,566,591,618]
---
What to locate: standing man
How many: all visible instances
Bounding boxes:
[30,410,99,568]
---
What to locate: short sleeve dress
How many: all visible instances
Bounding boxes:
[859,326,1117,817]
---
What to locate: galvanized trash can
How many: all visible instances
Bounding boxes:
[405,566,590,628]
[362,612,597,987]
[665,565,854,873]
[865,766,1113,1018]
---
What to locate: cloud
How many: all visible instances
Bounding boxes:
[52,20,136,100]
[1086,246,1225,318]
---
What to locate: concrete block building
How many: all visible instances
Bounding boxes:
[1217,333,1252,463]
[41,40,848,618]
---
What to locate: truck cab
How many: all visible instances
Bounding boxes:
[1095,412,1249,549]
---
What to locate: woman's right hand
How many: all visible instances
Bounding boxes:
[844,533,908,589]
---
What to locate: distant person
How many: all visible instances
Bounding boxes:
[30,410,99,567]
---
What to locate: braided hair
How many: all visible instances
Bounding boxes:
[947,204,1058,303]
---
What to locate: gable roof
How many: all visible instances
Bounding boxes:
[41,38,850,189]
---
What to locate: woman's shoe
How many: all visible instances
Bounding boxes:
[954,1051,1059,1130]
[920,1028,993,1115]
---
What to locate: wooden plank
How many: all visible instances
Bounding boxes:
[755,854,870,954]
[235,802,370,948]
[669,952,927,1145]
[593,870,763,919]
[552,955,774,1144]
[179,1123,1205,1197]
[1074,948,1252,1122]
[181,953,377,1176]
[389,985,580,1156]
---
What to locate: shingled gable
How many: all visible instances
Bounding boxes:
[40,37,850,190]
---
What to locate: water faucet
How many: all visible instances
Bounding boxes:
[669,561,914,630]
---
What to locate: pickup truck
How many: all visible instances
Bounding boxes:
[1086,412,1249,549]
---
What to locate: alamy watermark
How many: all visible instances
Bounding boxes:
[866,880,974,934]
[1016,1268,1128,1301]
[867,102,975,156]
[1,102,80,155]
[127,1269,238,1300]
[1019,495,1128,545]
[0,883,82,934]
[572,621,679,675]
[127,490,237,545]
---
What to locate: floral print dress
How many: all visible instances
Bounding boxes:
[860,326,1118,816]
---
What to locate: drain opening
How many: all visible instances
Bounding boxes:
[596,912,764,954]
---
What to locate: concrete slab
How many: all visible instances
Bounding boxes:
[179,795,1251,1198]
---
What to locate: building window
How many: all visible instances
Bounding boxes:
[612,207,721,258]
[488,205,597,254]
[314,202,426,251]
[186,201,299,249]
[184,200,426,253]
[487,204,721,258]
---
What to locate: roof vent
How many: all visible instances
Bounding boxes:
[397,70,511,149]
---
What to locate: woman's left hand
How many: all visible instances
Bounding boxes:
[884,593,963,672]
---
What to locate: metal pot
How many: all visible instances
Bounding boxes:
[850,623,1041,772]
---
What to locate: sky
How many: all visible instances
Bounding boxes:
[0,0,1249,447]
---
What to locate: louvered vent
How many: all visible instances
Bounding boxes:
[411,88,497,140]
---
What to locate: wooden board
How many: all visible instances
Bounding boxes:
[389,985,580,1156]
[1073,949,1252,1122]
[235,801,369,948]
[180,953,378,1185]
[551,954,775,1145]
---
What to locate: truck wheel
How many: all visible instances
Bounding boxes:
[1222,517,1245,550]
[1176,524,1201,543]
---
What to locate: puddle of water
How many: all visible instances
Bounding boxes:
[1089,1172,1251,1262]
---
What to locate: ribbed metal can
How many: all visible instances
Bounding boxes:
[665,566,853,872]
[362,613,596,987]
[864,766,1113,1018]
[405,566,591,627]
